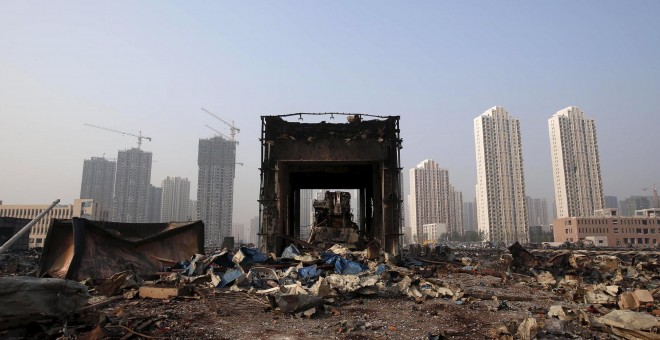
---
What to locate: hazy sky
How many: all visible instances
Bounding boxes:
[1,1,659,227]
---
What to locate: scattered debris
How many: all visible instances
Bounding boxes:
[2,240,660,339]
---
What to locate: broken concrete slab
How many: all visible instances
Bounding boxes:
[0,276,90,330]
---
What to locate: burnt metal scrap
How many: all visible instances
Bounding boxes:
[2,239,660,338]
[37,218,204,280]
[307,190,360,250]
[259,113,403,255]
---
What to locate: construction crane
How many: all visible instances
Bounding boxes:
[201,108,240,142]
[204,124,235,143]
[84,123,152,149]
[642,184,660,209]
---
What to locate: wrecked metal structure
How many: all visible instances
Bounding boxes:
[307,190,360,249]
[259,113,403,255]
[37,218,204,280]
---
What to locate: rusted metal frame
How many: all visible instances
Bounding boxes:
[274,112,393,120]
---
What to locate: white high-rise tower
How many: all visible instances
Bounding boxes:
[160,176,191,222]
[549,106,604,218]
[474,106,528,244]
[408,159,451,243]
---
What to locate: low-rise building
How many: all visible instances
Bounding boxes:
[0,199,98,248]
[422,223,447,242]
[553,208,660,247]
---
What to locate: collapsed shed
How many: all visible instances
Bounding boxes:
[259,114,403,255]
[37,218,204,280]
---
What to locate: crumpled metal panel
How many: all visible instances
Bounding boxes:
[37,218,204,280]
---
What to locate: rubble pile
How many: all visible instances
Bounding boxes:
[1,241,659,339]
[0,250,40,276]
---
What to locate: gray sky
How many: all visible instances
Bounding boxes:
[1,1,659,227]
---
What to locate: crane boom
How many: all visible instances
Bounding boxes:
[201,108,240,141]
[204,124,232,141]
[84,123,152,149]
[642,184,660,209]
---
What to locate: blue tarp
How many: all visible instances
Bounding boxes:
[211,251,235,268]
[218,269,243,288]
[298,264,324,284]
[236,247,268,265]
[322,253,367,275]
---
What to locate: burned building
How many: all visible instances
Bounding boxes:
[258,114,403,255]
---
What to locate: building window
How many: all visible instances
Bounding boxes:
[614,228,619,233]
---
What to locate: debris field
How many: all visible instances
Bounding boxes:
[1,242,660,339]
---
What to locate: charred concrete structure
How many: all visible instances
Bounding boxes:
[259,114,403,255]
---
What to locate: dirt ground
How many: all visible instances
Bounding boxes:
[80,272,597,339]
[2,246,658,339]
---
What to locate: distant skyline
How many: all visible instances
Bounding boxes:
[1,2,659,228]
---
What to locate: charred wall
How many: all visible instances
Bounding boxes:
[259,114,403,255]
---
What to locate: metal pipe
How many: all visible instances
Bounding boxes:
[0,199,60,254]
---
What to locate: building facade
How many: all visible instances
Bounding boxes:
[188,199,198,221]
[160,176,191,222]
[553,209,660,247]
[112,148,152,223]
[146,185,162,223]
[0,199,98,248]
[604,196,619,210]
[619,196,652,217]
[549,106,604,218]
[197,136,236,246]
[448,185,464,236]
[474,106,528,243]
[422,223,447,242]
[408,159,451,243]
[80,156,116,221]
[526,196,550,230]
[463,201,477,232]
[299,189,314,241]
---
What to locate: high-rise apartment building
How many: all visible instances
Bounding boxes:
[549,106,604,218]
[160,176,191,222]
[80,156,116,220]
[619,196,651,217]
[604,196,619,210]
[112,148,152,223]
[448,185,464,236]
[299,189,314,241]
[474,106,528,243]
[197,136,236,246]
[526,196,550,230]
[463,201,477,232]
[408,159,452,243]
[249,215,260,245]
[188,199,198,221]
[146,185,162,223]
